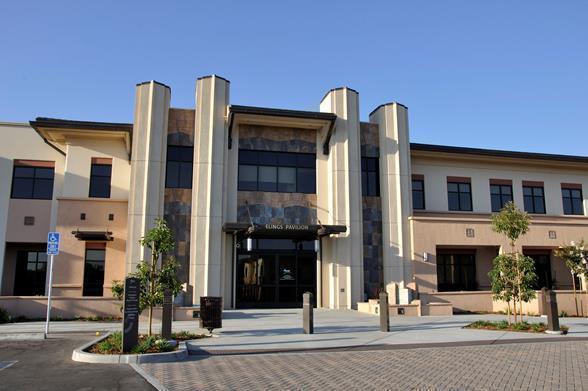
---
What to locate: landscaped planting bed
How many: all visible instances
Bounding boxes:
[465,320,568,334]
[88,331,208,355]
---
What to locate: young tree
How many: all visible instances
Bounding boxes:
[490,202,537,321]
[112,218,183,336]
[554,241,588,316]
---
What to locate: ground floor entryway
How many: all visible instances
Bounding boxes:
[236,238,317,308]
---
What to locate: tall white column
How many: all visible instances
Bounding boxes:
[369,103,412,302]
[319,87,364,309]
[190,75,230,305]
[126,81,170,272]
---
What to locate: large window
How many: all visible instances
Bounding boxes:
[525,252,552,290]
[437,252,476,291]
[447,180,472,211]
[165,146,193,189]
[83,248,105,296]
[523,185,545,214]
[361,157,380,196]
[11,164,54,200]
[490,183,513,212]
[412,178,425,210]
[14,251,47,295]
[562,186,583,215]
[89,161,112,198]
[238,150,316,194]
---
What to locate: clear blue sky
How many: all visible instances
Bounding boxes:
[1,1,586,154]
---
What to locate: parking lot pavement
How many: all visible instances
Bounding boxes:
[142,340,588,390]
[0,334,154,391]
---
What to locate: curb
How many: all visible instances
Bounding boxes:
[71,333,188,364]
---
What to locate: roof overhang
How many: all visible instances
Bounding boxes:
[227,105,337,154]
[222,222,346,240]
[71,230,114,241]
[30,118,133,159]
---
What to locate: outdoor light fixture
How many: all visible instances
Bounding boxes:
[314,239,320,253]
[423,252,429,262]
[246,238,253,252]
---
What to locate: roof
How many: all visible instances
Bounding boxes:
[410,143,588,164]
[229,105,337,122]
[30,117,133,132]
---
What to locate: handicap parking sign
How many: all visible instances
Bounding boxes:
[47,232,60,255]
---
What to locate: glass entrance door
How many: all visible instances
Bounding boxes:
[236,239,317,308]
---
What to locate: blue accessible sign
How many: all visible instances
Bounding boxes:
[47,232,60,256]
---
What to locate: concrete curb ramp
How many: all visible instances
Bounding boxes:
[71,332,188,364]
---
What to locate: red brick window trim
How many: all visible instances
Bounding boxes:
[522,180,544,187]
[446,176,471,184]
[13,159,55,168]
[91,157,113,165]
[412,174,424,180]
[561,183,582,190]
[489,178,512,186]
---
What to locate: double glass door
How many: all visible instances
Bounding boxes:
[236,251,316,308]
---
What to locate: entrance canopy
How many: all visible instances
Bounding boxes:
[222,223,346,240]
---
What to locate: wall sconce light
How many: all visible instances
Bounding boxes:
[423,252,429,262]
[548,231,557,239]
[466,228,475,238]
[246,238,253,252]
[314,240,320,253]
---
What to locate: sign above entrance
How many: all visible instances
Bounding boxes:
[222,222,347,240]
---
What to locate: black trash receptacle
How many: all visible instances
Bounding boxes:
[200,296,222,333]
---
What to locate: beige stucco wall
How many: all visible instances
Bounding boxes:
[53,199,127,297]
[411,213,585,294]
[62,138,130,199]
[0,122,65,294]
[411,155,588,215]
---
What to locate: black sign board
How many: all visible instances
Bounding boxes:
[122,277,140,353]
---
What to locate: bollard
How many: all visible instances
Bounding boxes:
[161,288,173,340]
[541,287,561,334]
[303,292,314,334]
[379,291,390,332]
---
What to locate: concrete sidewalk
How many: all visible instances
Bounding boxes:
[1,309,587,352]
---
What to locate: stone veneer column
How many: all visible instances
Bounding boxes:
[319,87,364,309]
[190,75,230,305]
[126,81,170,272]
[369,103,412,303]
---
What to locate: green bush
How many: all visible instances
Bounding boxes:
[171,331,207,341]
[513,322,530,331]
[95,331,122,354]
[496,320,509,329]
[0,308,10,324]
[559,311,568,317]
[531,323,545,332]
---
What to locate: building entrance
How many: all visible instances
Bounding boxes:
[236,238,317,308]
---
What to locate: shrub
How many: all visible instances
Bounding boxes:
[496,320,509,329]
[559,311,568,317]
[95,332,122,354]
[171,331,207,341]
[0,308,10,324]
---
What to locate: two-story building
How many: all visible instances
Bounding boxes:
[0,75,586,318]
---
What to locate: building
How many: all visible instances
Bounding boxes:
[1,75,587,317]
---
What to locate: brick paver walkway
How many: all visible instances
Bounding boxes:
[141,340,588,390]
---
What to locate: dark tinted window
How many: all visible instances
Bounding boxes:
[165,146,193,188]
[11,165,54,200]
[83,249,105,296]
[490,184,513,212]
[14,251,47,295]
[448,181,472,211]
[238,150,316,194]
[89,163,112,198]
[562,188,583,215]
[412,179,425,210]
[361,157,379,196]
[437,253,476,291]
[523,186,545,214]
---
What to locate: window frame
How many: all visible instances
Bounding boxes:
[436,251,477,291]
[11,164,55,200]
[88,162,112,198]
[523,185,546,214]
[14,250,47,296]
[562,186,584,215]
[490,183,513,212]
[82,247,106,297]
[165,145,194,189]
[361,157,380,197]
[412,178,425,210]
[237,149,316,194]
[447,180,473,211]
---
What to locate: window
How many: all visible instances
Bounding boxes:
[412,178,425,210]
[165,146,193,188]
[237,150,316,194]
[83,248,106,296]
[562,186,583,215]
[437,252,476,291]
[11,163,54,200]
[490,183,513,212]
[89,160,112,198]
[523,185,545,214]
[525,253,552,290]
[361,157,380,196]
[14,251,47,295]
[447,179,472,211]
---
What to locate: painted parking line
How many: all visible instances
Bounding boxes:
[0,361,17,371]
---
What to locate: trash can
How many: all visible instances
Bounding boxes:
[200,296,222,333]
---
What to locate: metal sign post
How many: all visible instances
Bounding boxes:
[45,232,60,339]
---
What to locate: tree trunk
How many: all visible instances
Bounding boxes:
[572,274,578,317]
[148,245,157,336]
[507,300,511,325]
